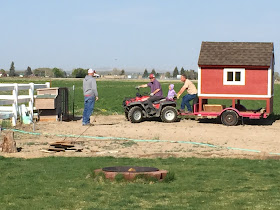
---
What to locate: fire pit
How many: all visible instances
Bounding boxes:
[94,166,168,181]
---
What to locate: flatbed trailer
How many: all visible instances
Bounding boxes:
[179,97,272,126]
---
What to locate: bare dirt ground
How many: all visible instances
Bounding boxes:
[1,115,280,159]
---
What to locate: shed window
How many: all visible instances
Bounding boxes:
[223,68,245,85]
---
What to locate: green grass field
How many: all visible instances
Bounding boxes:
[1,156,280,209]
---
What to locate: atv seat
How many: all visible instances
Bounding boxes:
[153,98,166,104]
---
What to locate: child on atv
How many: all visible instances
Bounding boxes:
[166,84,177,101]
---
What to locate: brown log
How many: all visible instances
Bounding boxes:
[2,131,17,153]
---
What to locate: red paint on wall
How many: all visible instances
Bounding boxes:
[201,68,268,95]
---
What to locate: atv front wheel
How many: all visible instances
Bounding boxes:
[128,106,143,123]
[161,106,178,123]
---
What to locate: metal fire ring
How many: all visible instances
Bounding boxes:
[102,166,159,173]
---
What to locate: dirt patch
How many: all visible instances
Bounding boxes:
[1,115,280,159]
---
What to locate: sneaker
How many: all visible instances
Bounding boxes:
[82,123,94,126]
[179,109,185,113]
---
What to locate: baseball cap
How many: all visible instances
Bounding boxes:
[149,74,155,79]
[88,69,94,74]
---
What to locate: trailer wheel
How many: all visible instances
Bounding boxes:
[221,110,239,126]
[128,106,143,123]
[161,106,178,123]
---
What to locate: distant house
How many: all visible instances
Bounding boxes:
[198,42,275,113]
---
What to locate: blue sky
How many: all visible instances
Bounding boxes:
[0,0,279,73]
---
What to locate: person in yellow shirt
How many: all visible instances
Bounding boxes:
[177,74,197,113]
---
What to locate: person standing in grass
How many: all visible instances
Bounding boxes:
[82,69,98,126]
[177,74,197,113]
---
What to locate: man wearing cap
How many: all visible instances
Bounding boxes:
[82,69,99,126]
[177,74,197,113]
[138,74,163,114]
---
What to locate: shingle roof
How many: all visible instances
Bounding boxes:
[198,42,274,66]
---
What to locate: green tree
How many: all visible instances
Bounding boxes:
[9,61,15,76]
[72,68,87,78]
[172,66,179,78]
[33,68,52,77]
[184,69,198,80]
[155,73,160,78]
[120,69,125,75]
[25,66,32,76]
[180,67,185,76]
[52,67,65,78]
[151,69,156,76]
[0,69,7,77]
[165,72,171,78]
[142,69,148,78]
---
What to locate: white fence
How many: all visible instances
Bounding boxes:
[0,82,50,126]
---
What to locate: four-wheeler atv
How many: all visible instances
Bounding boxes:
[123,88,178,123]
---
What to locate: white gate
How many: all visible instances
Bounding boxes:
[0,82,50,126]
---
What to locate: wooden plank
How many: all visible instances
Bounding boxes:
[37,88,59,95]
[49,141,75,144]
[48,146,65,152]
[39,116,57,122]
[35,98,56,109]
[203,104,225,112]
[49,143,75,147]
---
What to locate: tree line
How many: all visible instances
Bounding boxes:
[0,62,67,78]
[142,66,198,79]
[1,62,198,79]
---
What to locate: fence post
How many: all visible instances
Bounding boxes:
[46,82,50,88]
[11,103,17,126]
[29,83,34,120]
[12,83,18,126]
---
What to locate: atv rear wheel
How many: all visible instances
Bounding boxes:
[128,106,143,123]
[161,106,178,123]
[124,111,129,121]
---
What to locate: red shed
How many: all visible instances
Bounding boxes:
[197,42,275,113]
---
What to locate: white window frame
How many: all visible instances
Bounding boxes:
[223,68,245,85]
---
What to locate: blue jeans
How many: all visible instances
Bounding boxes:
[82,96,95,125]
[181,94,197,111]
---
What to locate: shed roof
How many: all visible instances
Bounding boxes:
[198,42,274,67]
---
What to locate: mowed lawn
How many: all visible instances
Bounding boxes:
[1,156,280,209]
